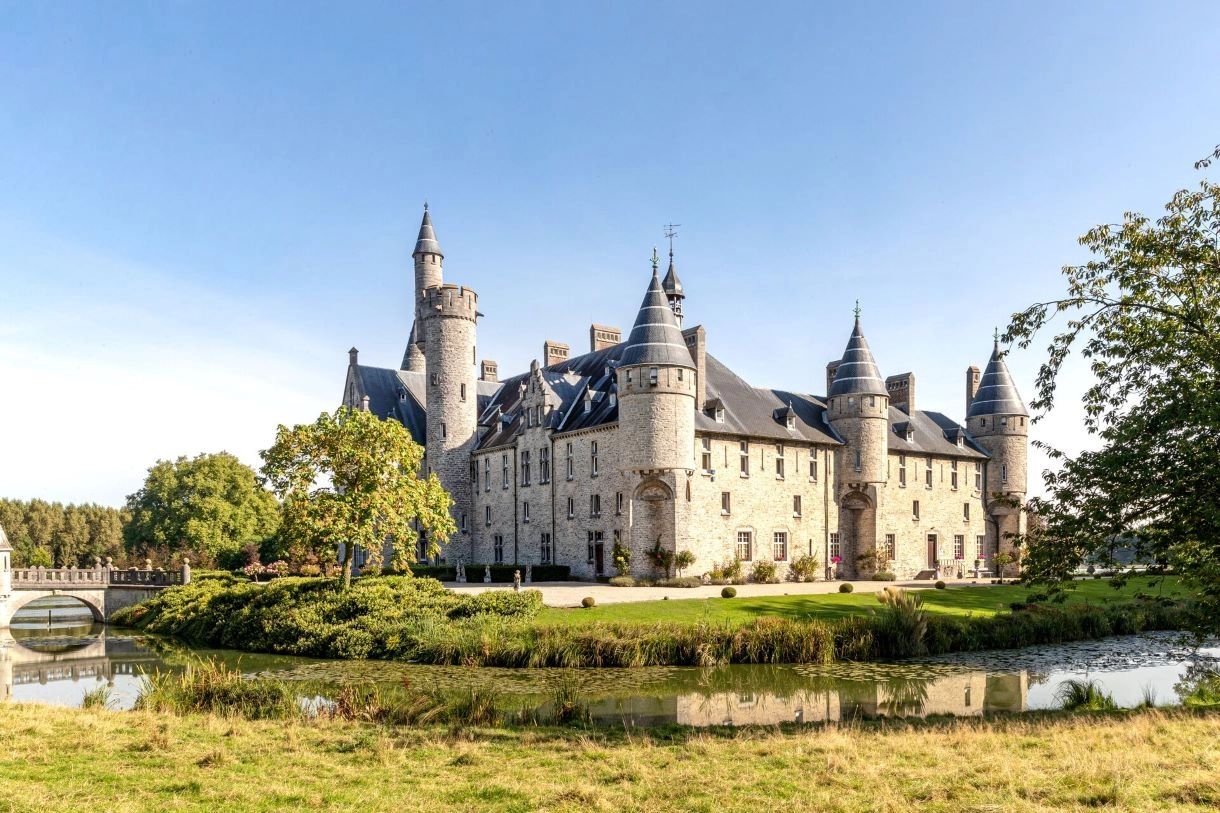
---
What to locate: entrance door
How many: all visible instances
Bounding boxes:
[927,534,938,569]
[594,541,605,575]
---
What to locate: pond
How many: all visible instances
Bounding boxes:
[4,597,1218,726]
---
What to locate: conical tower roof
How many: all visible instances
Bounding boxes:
[620,269,694,367]
[828,317,887,397]
[400,319,424,370]
[661,250,683,297]
[967,341,1028,417]
[413,206,443,258]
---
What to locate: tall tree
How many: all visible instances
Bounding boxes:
[1008,145,1220,623]
[260,407,455,589]
[124,452,280,565]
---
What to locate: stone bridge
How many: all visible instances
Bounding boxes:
[0,628,163,703]
[0,522,189,627]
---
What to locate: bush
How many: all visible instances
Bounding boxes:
[935,580,947,590]
[788,554,820,582]
[581,597,596,608]
[607,575,636,587]
[839,583,854,593]
[721,586,737,598]
[656,576,702,588]
[750,560,778,584]
[873,571,897,581]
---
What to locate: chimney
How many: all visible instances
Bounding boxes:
[682,324,707,410]
[966,365,981,414]
[481,360,498,383]
[543,340,570,368]
[589,324,621,352]
[825,361,841,397]
[348,347,359,366]
[360,394,370,413]
[885,372,915,413]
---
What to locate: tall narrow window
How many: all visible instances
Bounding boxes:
[975,462,983,491]
[493,534,504,564]
[441,422,447,439]
[975,535,985,559]
[899,454,907,487]
[829,533,841,561]
[736,531,753,561]
[1001,463,1008,484]
[591,441,599,476]
[540,533,552,564]
[772,532,788,562]
[522,501,530,523]
[590,494,601,518]
[809,449,818,480]
[539,448,550,483]
[963,502,971,522]
[460,383,467,402]
[460,513,466,532]
[721,492,731,515]
[701,437,713,471]
[950,460,959,490]
[521,451,531,486]
[925,458,933,488]
[884,534,896,562]
[566,443,574,479]
[793,495,802,517]
[616,492,624,515]
[739,441,750,476]
[502,454,509,488]
[485,506,491,526]
[854,449,862,472]
[567,497,575,520]
[775,445,785,478]
[954,534,965,559]
[913,500,920,520]
[484,458,491,492]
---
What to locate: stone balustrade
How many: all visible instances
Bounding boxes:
[10,565,189,588]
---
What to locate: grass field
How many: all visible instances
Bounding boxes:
[2,703,1218,812]
[535,576,1187,627]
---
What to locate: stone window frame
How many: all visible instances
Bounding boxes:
[975,534,985,559]
[963,502,971,522]
[484,458,491,492]
[485,505,491,526]
[540,532,552,565]
[701,437,713,472]
[829,532,841,561]
[493,534,504,564]
[521,450,531,487]
[502,454,510,489]
[735,529,753,562]
[591,441,599,477]
[809,448,818,481]
[721,491,731,515]
[566,443,574,480]
[974,462,983,491]
[615,492,624,515]
[523,501,530,524]
[954,534,965,559]
[912,500,921,520]
[793,494,802,518]
[884,533,896,561]
[539,448,551,483]
[925,457,933,489]
[950,460,959,490]
[590,494,601,518]
[772,531,788,562]
[775,444,785,479]
[566,497,575,520]
[739,441,750,477]
[898,454,907,487]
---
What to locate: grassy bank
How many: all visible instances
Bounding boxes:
[536,576,1189,626]
[3,703,1219,812]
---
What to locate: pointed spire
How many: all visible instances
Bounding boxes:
[661,246,683,297]
[620,268,694,368]
[967,340,1028,417]
[828,316,887,397]
[400,320,426,372]
[413,205,443,258]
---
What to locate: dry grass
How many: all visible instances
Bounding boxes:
[2,704,1219,811]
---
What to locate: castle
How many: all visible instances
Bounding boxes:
[341,207,1029,580]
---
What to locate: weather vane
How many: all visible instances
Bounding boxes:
[853,299,861,319]
[663,223,681,256]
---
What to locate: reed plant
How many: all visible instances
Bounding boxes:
[1056,679,1119,711]
[134,659,300,720]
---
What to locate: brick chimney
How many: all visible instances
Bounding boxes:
[589,324,621,352]
[825,361,841,397]
[481,360,498,383]
[682,324,707,410]
[886,372,915,413]
[966,365,981,414]
[543,341,569,368]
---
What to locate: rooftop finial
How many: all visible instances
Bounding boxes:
[423,200,428,212]
[993,326,1000,344]
[651,247,659,275]
[853,299,861,319]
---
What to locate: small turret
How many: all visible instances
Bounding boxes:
[401,319,426,373]
[661,247,684,327]
[406,205,445,372]
[617,255,696,473]
[967,337,1030,560]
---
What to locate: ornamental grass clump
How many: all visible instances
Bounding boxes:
[870,587,929,659]
[135,659,300,720]
[1056,679,1119,711]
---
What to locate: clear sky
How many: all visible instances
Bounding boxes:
[1,1,1217,507]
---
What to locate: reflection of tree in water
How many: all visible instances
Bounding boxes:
[1174,660,1220,706]
[878,674,931,717]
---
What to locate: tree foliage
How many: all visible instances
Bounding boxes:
[1008,144,1220,623]
[123,452,280,566]
[0,498,127,567]
[259,407,456,590]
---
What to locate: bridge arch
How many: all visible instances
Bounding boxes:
[6,591,106,624]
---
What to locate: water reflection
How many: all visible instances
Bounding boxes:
[3,601,1217,728]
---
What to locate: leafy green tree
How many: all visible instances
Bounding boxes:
[260,407,456,589]
[124,452,280,566]
[1008,145,1220,624]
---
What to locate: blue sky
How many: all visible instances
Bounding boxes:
[1,2,1217,506]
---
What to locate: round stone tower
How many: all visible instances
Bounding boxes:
[827,315,889,576]
[966,339,1029,561]
[402,205,444,373]
[421,283,479,555]
[617,263,696,474]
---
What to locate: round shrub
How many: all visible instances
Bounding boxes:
[721,586,737,599]
[935,580,947,589]
[838,583,854,593]
[874,571,897,581]
[581,596,596,608]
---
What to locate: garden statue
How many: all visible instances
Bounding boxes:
[513,569,521,592]
[525,564,532,584]
[483,564,491,583]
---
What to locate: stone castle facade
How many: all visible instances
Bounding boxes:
[342,208,1029,580]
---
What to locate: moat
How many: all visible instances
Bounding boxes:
[5,597,1216,726]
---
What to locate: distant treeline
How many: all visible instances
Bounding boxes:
[0,498,129,568]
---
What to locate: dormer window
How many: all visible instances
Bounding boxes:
[906,428,914,442]
[786,415,796,430]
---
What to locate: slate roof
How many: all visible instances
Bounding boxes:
[661,252,683,297]
[886,407,989,458]
[695,354,841,445]
[413,208,443,258]
[828,318,887,397]
[350,365,498,446]
[967,343,1029,417]
[619,271,695,368]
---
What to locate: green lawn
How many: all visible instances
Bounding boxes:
[535,576,1186,627]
